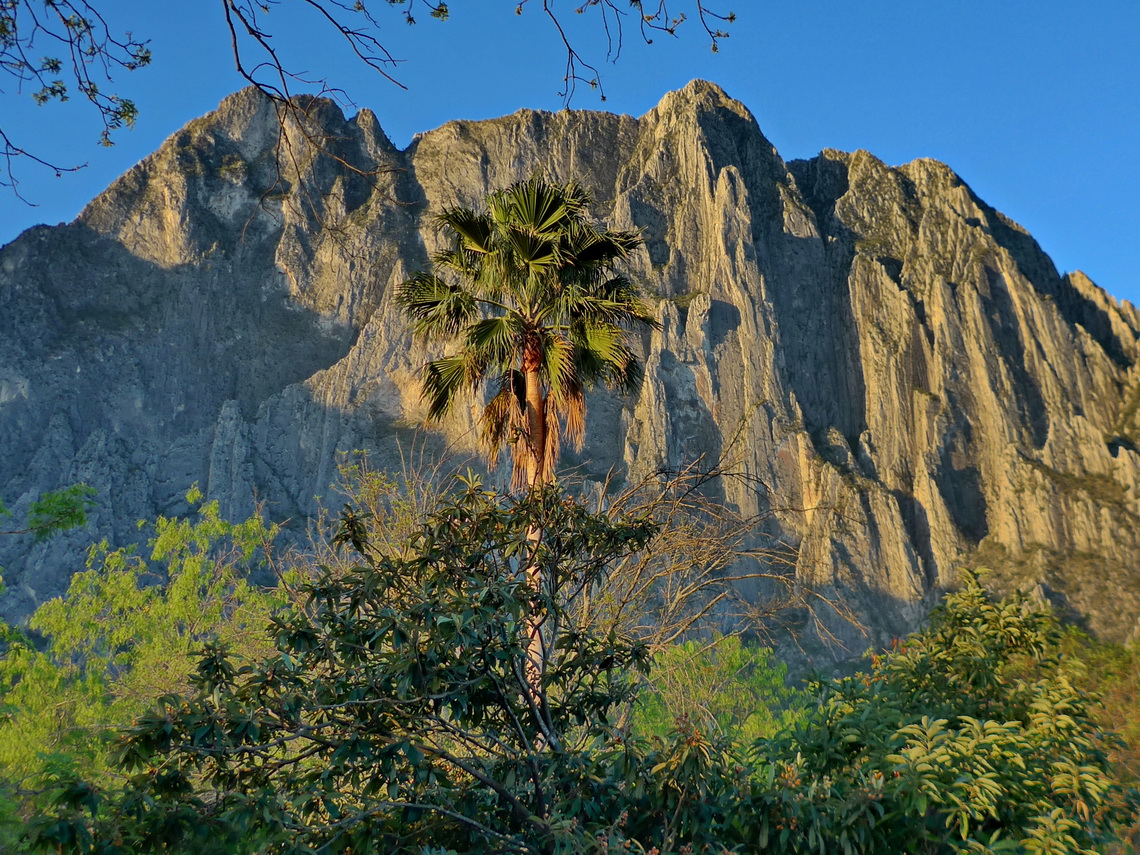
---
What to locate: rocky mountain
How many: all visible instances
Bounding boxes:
[3,81,1139,653]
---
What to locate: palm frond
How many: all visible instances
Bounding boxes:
[573,327,643,394]
[421,352,483,422]
[464,315,525,369]
[554,293,642,327]
[480,371,527,465]
[542,274,658,332]
[471,255,509,302]
[603,344,644,394]
[572,321,625,365]
[553,180,591,219]
[437,206,493,254]
[540,331,578,399]
[505,226,558,272]
[509,440,531,493]
[563,220,640,267]
[498,177,574,236]
[550,380,587,453]
[597,276,659,327]
[542,392,563,480]
[395,273,478,338]
[432,247,483,280]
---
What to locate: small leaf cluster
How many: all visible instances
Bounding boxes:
[0,484,96,543]
[0,0,150,155]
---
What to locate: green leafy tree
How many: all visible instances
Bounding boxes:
[397,177,657,491]
[744,574,1137,854]
[0,489,283,850]
[22,478,751,854]
[634,634,805,744]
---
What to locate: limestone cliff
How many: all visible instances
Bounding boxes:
[3,82,1138,652]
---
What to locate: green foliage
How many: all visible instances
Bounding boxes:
[745,573,1136,854]
[0,491,283,848]
[217,153,246,179]
[24,485,98,541]
[6,476,1137,855]
[0,484,96,543]
[669,288,705,311]
[1075,637,1140,783]
[1058,632,1140,852]
[635,634,805,744]
[1023,456,1134,511]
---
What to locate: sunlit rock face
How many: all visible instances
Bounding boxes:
[3,81,1138,652]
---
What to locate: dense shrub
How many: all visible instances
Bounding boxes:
[0,491,283,849]
[5,478,1136,854]
[634,634,805,743]
[744,575,1138,854]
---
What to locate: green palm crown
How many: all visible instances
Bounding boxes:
[396,177,659,490]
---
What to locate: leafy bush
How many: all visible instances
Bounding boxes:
[745,574,1138,854]
[0,490,283,847]
[635,634,805,743]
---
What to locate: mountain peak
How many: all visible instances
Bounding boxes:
[648,78,753,122]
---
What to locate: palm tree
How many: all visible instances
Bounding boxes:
[396,177,658,491]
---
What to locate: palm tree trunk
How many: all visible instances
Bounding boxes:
[522,348,546,489]
[521,345,550,743]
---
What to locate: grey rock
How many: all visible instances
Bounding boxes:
[3,82,1138,654]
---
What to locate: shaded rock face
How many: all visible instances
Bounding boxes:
[3,82,1139,651]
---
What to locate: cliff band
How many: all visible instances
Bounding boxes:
[3,81,1138,651]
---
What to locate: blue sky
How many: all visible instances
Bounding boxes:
[2,1,1137,305]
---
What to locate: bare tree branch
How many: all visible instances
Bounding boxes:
[0,1,734,198]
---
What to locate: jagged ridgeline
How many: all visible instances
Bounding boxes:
[2,81,1138,651]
